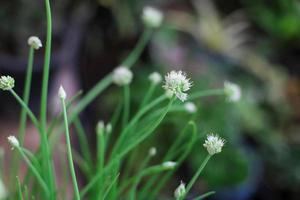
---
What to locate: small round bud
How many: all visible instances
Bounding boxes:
[203,134,225,155]
[112,66,133,86]
[96,121,105,135]
[149,147,157,157]
[224,81,241,102]
[184,102,197,113]
[142,6,163,28]
[7,136,19,150]
[0,76,15,90]
[163,71,192,102]
[174,181,186,199]
[106,123,112,134]
[161,161,176,169]
[58,86,67,99]
[149,72,162,85]
[28,36,42,50]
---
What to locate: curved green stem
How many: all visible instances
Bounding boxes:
[61,97,80,200]
[122,85,130,128]
[180,154,212,200]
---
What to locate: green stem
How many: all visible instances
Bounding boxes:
[189,89,225,100]
[9,89,39,129]
[40,0,52,128]
[16,176,23,200]
[181,154,212,200]
[122,85,130,128]
[140,83,156,109]
[61,97,80,200]
[19,47,35,144]
[16,146,49,197]
[193,191,215,200]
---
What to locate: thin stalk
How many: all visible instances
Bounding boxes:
[180,154,212,200]
[73,118,92,167]
[19,47,35,144]
[139,83,156,109]
[193,191,215,200]
[189,89,225,100]
[61,97,80,200]
[40,0,52,128]
[16,176,23,200]
[16,146,49,197]
[122,85,130,128]
[9,89,39,129]
[95,127,106,199]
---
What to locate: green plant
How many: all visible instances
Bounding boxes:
[0,3,240,199]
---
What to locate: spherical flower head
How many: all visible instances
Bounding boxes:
[58,86,67,99]
[28,36,42,50]
[0,75,15,91]
[142,6,163,28]
[149,72,162,85]
[184,102,197,113]
[163,71,192,102]
[7,136,19,150]
[162,161,177,169]
[203,134,225,155]
[149,147,157,157]
[224,81,241,102]
[174,181,186,199]
[112,66,133,86]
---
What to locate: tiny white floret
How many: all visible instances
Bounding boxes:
[0,75,15,90]
[224,81,241,102]
[28,36,42,50]
[149,72,162,85]
[106,123,112,134]
[112,66,133,86]
[7,136,19,150]
[149,147,157,157]
[184,102,197,113]
[203,134,225,155]
[162,161,176,169]
[96,120,105,134]
[163,70,192,102]
[174,181,186,199]
[142,6,163,28]
[58,86,67,99]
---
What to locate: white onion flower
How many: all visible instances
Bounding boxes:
[224,81,241,102]
[203,134,225,155]
[142,6,163,28]
[163,71,192,102]
[7,136,19,150]
[148,147,157,157]
[162,161,177,169]
[184,102,197,113]
[112,66,133,86]
[28,36,42,50]
[174,181,186,199]
[148,72,162,85]
[58,85,67,100]
[0,76,15,91]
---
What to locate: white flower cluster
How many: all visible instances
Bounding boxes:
[7,135,19,150]
[224,81,241,102]
[148,72,162,85]
[184,102,197,113]
[0,75,15,91]
[97,120,112,135]
[112,66,133,86]
[203,134,225,155]
[163,71,192,102]
[28,36,42,50]
[142,6,163,28]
